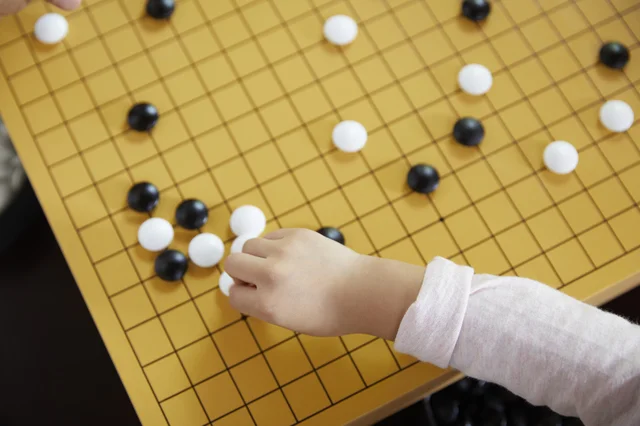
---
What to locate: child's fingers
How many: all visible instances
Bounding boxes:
[263,228,297,240]
[228,284,262,317]
[0,0,29,16]
[242,237,277,258]
[48,0,81,10]
[225,253,269,284]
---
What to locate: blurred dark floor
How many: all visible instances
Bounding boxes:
[0,205,638,426]
[0,208,140,426]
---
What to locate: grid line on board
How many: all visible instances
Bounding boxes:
[92,0,409,422]
[7,3,639,141]
[8,0,640,316]
[110,2,257,422]
[2,4,176,426]
[0,0,639,425]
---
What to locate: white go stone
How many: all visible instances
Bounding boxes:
[599,100,634,133]
[323,15,358,46]
[188,233,224,268]
[230,205,266,237]
[544,141,579,175]
[458,64,493,96]
[34,13,69,45]
[231,234,253,254]
[332,120,367,153]
[219,272,234,297]
[138,218,174,252]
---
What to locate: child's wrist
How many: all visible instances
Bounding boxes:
[351,256,424,341]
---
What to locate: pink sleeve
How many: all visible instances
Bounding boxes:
[394,257,640,426]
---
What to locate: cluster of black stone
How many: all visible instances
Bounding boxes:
[461,0,631,71]
[128,181,209,282]
[379,377,585,426]
[398,1,631,235]
[427,378,584,426]
[128,2,186,283]
[126,107,209,286]
[319,3,495,246]
[406,115,484,199]
[405,1,631,198]
[133,0,631,263]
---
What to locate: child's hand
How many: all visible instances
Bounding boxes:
[225,228,425,340]
[0,0,81,16]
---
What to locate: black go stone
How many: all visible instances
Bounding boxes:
[475,407,507,426]
[454,117,485,146]
[491,385,520,405]
[127,182,159,213]
[462,0,491,22]
[535,413,563,426]
[458,416,475,426]
[155,250,188,282]
[599,41,630,70]
[317,227,345,245]
[472,380,490,396]
[431,394,461,424]
[146,0,175,19]
[483,393,506,414]
[175,199,208,230]
[507,407,529,426]
[127,103,159,132]
[407,164,440,194]
[454,377,475,394]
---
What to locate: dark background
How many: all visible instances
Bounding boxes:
[0,203,638,426]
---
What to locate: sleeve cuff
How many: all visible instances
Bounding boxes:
[393,256,474,368]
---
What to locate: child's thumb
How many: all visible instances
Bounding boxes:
[48,0,81,10]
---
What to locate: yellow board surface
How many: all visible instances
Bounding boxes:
[1,0,639,425]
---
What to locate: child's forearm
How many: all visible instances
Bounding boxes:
[394,257,640,426]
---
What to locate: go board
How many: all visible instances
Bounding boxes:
[1,0,639,425]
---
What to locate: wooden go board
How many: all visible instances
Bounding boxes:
[0,0,639,425]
